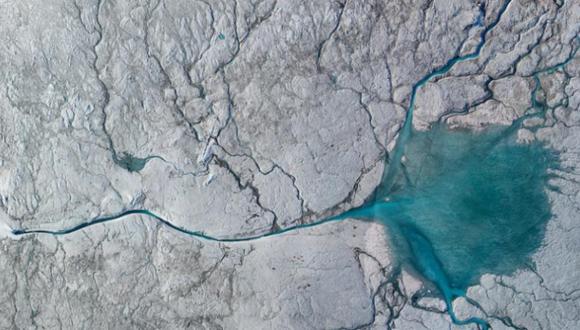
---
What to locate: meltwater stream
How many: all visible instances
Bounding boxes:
[12,125,558,329]
[12,124,558,330]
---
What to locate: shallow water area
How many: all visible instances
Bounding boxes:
[342,124,558,299]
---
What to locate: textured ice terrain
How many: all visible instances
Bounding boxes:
[0,0,579,329]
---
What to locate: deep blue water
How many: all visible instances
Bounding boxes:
[340,124,558,327]
[113,152,161,172]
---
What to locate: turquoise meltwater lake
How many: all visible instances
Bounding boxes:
[339,123,558,326]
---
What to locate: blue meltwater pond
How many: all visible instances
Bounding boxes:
[339,123,558,326]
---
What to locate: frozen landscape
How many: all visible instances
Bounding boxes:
[0,0,579,328]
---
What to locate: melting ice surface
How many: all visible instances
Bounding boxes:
[339,123,558,327]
